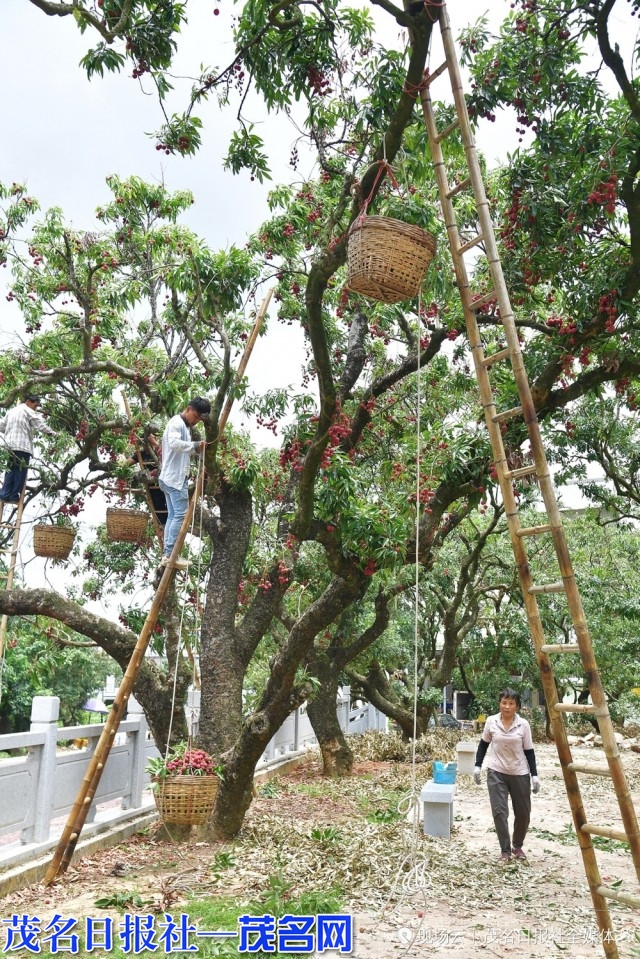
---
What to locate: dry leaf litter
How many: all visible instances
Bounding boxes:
[3,731,640,958]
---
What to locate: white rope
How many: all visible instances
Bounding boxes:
[410,290,422,830]
[379,295,430,953]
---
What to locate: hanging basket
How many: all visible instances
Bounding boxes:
[154,775,219,826]
[347,215,437,304]
[106,507,150,544]
[33,524,76,560]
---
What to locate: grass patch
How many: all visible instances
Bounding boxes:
[287,782,327,798]
[181,881,345,957]
[184,895,248,933]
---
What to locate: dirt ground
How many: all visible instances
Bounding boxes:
[2,741,640,959]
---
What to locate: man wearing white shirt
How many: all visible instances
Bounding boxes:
[0,394,57,504]
[158,397,211,569]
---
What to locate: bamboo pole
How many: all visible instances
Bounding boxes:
[217,288,273,437]
[44,288,273,884]
[44,468,204,884]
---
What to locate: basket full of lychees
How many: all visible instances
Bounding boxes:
[146,743,223,825]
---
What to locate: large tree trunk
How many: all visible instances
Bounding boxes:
[307,673,353,777]
[206,572,368,838]
[199,484,254,755]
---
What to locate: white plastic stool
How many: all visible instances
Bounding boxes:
[421,782,456,838]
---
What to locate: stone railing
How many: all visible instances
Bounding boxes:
[0,688,386,876]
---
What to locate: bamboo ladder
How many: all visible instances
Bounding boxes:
[0,486,27,668]
[44,288,273,885]
[420,6,640,955]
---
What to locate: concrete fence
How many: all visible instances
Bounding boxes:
[0,688,386,876]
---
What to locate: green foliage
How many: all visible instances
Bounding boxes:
[248,866,344,920]
[79,44,125,78]
[0,622,116,732]
[0,182,39,265]
[154,114,203,157]
[78,1,186,82]
[211,850,236,873]
[94,891,147,910]
[224,128,271,183]
[257,779,280,798]
[0,172,258,566]
[217,432,260,491]
[309,825,341,843]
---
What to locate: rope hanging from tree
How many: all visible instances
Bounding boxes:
[165,443,207,758]
[379,292,432,951]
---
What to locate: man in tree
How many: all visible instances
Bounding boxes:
[0,394,57,504]
[158,397,211,569]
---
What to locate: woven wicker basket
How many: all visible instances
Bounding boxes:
[347,215,437,303]
[154,775,219,826]
[106,507,149,544]
[33,524,76,560]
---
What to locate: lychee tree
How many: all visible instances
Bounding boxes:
[3,0,640,838]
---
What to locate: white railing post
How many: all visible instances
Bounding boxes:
[364,702,373,731]
[293,707,300,752]
[124,696,147,810]
[25,696,59,844]
[337,686,350,733]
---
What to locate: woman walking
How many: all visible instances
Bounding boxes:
[473,688,541,862]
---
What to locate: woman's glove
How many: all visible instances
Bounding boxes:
[532,776,541,794]
[473,766,482,785]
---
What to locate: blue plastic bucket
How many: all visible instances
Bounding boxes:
[433,761,457,784]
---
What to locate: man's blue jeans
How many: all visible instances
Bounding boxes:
[0,450,31,502]
[158,478,189,557]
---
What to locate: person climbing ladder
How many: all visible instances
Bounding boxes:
[0,394,57,504]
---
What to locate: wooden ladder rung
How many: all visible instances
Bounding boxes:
[426,60,449,84]
[504,464,538,481]
[582,823,629,843]
[492,405,523,424]
[528,580,565,595]
[596,885,640,909]
[480,348,510,368]
[458,233,484,255]
[516,524,552,537]
[446,177,471,199]
[568,762,611,777]
[435,116,461,143]
[469,290,496,311]
[541,643,580,654]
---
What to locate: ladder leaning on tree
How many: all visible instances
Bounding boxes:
[43,287,274,886]
[420,6,640,957]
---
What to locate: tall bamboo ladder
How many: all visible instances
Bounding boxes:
[420,5,640,954]
[0,486,27,670]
